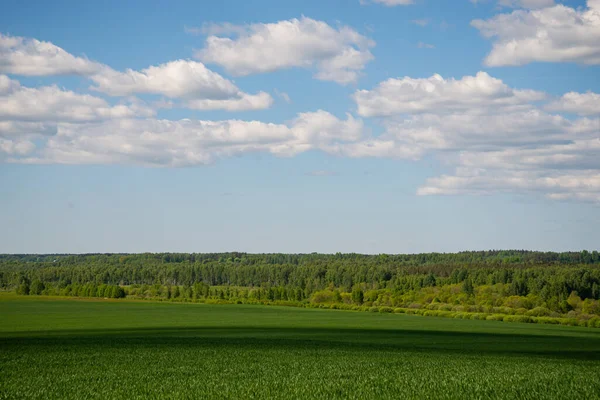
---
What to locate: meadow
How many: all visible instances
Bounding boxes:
[1,295,600,399]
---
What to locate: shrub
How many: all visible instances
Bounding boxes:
[534,317,560,325]
[311,290,335,304]
[526,307,553,317]
[503,315,532,323]
[379,306,394,313]
[559,318,579,327]
[587,317,600,328]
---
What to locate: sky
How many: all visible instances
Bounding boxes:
[0,0,599,254]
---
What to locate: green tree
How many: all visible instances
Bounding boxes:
[16,282,30,295]
[30,280,45,295]
[462,278,474,296]
[352,287,364,305]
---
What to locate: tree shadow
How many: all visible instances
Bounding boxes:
[2,326,600,361]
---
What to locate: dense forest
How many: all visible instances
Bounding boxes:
[3,251,600,327]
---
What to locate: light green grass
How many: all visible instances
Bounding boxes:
[1,295,600,399]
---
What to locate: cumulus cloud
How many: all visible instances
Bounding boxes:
[0,138,36,156]
[545,91,600,116]
[354,71,545,117]
[186,92,273,111]
[195,17,375,84]
[90,60,239,98]
[352,71,600,202]
[8,111,364,166]
[0,121,57,137]
[417,137,600,202]
[0,34,272,111]
[472,1,600,66]
[382,110,587,152]
[0,75,153,123]
[90,60,272,110]
[0,33,102,76]
[0,75,154,159]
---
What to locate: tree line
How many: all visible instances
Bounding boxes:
[3,251,600,327]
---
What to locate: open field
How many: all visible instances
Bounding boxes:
[1,295,600,399]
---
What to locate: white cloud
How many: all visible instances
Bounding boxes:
[0,75,153,123]
[0,121,57,137]
[417,137,600,202]
[90,60,239,98]
[353,71,600,202]
[0,75,153,124]
[382,110,587,152]
[291,110,363,144]
[472,1,600,66]
[0,138,36,156]
[91,60,273,111]
[545,91,600,116]
[354,71,545,117]
[9,111,364,166]
[186,92,273,111]
[0,33,102,76]
[195,17,375,84]
[325,139,423,159]
[0,75,154,159]
[0,34,272,111]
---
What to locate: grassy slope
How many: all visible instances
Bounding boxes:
[1,295,600,399]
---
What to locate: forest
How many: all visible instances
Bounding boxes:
[2,250,600,327]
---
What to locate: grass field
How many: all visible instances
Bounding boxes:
[1,295,600,399]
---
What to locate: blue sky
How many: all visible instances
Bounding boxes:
[0,0,599,253]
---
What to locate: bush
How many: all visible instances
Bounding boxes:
[587,317,600,328]
[526,307,553,317]
[503,315,533,323]
[393,308,405,314]
[559,318,579,327]
[534,317,560,325]
[379,306,393,313]
[369,306,379,313]
[311,290,335,304]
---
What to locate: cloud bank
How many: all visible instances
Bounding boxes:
[195,17,375,84]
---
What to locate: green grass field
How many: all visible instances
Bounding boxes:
[1,295,600,399]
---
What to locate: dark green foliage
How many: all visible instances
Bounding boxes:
[463,278,474,296]
[352,287,364,305]
[3,251,600,326]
